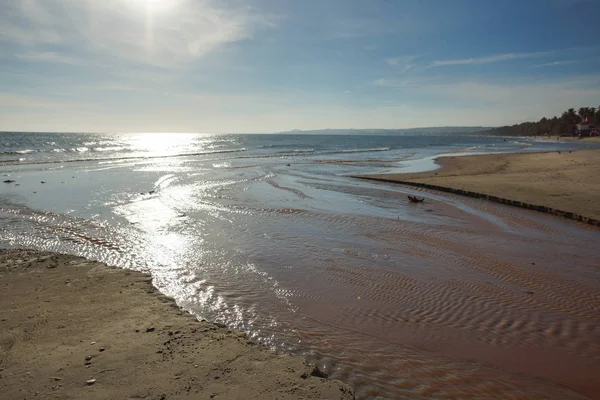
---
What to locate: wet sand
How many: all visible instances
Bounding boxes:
[0,249,354,400]
[358,149,600,221]
[3,142,600,399]
[557,136,600,143]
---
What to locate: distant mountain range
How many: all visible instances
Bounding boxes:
[278,127,492,135]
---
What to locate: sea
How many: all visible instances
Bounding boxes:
[1,132,600,399]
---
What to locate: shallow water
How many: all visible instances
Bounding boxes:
[1,133,599,399]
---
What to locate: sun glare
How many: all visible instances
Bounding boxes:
[128,0,174,12]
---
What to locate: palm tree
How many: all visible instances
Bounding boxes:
[564,109,579,134]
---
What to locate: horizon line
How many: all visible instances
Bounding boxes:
[0,126,496,135]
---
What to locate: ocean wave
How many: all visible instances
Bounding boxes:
[91,146,128,152]
[339,147,391,153]
[257,144,294,149]
[0,148,248,167]
[510,141,533,147]
[0,149,38,155]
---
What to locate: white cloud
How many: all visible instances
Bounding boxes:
[533,60,579,68]
[427,51,548,68]
[0,0,276,67]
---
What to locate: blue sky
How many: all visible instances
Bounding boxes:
[1,0,599,133]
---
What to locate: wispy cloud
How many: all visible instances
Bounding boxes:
[387,55,418,71]
[329,17,422,39]
[533,60,579,68]
[14,51,86,65]
[0,0,277,67]
[0,92,89,109]
[427,51,548,68]
[419,77,600,109]
[374,77,436,88]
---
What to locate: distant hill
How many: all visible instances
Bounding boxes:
[279,127,492,135]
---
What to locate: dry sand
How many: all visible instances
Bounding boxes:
[358,149,600,221]
[0,249,354,400]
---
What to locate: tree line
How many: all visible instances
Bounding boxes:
[484,106,599,136]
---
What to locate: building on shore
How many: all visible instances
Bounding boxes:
[576,118,597,136]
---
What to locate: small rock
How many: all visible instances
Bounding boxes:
[41,181,46,184]
[85,355,92,361]
[146,327,155,333]
[310,365,328,379]
[85,379,96,386]
[99,347,105,352]
[90,342,96,345]
[3,180,15,183]
[51,377,62,381]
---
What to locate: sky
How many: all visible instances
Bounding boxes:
[0,0,599,133]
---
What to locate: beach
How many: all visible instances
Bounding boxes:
[2,133,600,399]
[357,149,600,221]
[0,249,354,399]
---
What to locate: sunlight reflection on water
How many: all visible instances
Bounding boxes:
[2,133,600,399]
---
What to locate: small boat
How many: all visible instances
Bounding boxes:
[408,195,425,203]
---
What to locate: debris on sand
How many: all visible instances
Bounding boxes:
[408,195,425,203]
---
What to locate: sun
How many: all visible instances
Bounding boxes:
[128,0,174,12]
